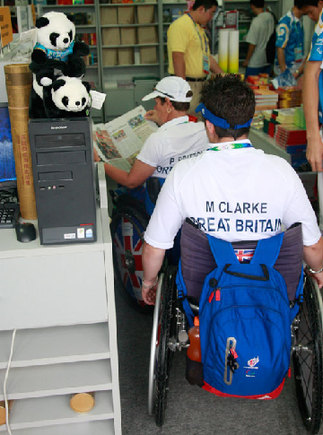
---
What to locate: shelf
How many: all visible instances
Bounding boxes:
[41,4,95,8]
[0,323,110,370]
[225,0,277,2]
[0,420,114,435]
[0,360,112,400]
[103,43,158,48]
[100,2,157,5]
[0,391,113,432]
[0,148,120,432]
[162,1,187,4]
[101,23,158,27]
[76,24,97,29]
[103,63,159,68]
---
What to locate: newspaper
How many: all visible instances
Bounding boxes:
[93,105,158,172]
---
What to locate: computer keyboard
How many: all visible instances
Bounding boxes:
[0,202,20,228]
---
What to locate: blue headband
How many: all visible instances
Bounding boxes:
[195,103,252,130]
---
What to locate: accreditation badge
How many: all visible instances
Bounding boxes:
[203,54,209,74]
[294,46,303,62]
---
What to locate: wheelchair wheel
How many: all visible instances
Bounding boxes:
[110,201,150,312]
[148,274,164,416]
[154,266,177,427]
[292,276,323,434]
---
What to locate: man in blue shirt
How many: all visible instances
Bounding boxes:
[275,0,308,79]
[302,0,323,22]
[303,3,323,231]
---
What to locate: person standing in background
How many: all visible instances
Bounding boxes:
[242,0,275,77]
[303,3,323,232]
[301,0,323,22]
[275,0,308,79]
[167,0,223,114]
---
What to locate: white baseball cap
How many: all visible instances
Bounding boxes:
[142,76,192,103]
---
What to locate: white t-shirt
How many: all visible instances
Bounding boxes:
[245,12,275,67]
[136,116,208,179]
[144,140,321,249]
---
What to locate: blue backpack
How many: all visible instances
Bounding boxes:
[177,231,303,399]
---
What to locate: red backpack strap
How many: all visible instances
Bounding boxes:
[188,114,198,123]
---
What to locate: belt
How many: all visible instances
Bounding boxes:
[186,77,207,82]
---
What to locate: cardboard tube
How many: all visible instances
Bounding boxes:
[4,64,37,220]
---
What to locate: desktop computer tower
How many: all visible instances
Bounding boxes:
[29,118,97,245]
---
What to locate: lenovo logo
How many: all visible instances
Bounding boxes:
[51,126,68,130]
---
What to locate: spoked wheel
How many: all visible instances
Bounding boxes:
[110,202,150,312]
[292,275,323,434]
[154,266,177,427]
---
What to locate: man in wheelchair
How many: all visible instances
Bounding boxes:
[141,74,323,303]
[95,76,208,190]
[143,75,323,431]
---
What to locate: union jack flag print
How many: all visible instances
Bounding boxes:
[113,216,144,302]
[234,248,255,263]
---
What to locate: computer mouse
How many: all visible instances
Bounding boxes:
[15,222,36,243]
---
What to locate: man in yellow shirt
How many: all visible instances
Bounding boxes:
[167,0,223,114]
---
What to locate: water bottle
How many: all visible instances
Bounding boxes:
[187,316,201,362]
[186,316,203,386]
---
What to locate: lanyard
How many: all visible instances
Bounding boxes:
[208,141,253,151]
[186,13,209,54]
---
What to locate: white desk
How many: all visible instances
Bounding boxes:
[0,164,121,435]
[249,128,291,163]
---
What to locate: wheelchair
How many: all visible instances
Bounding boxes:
[109,178,167,311]
[148,220,323,434]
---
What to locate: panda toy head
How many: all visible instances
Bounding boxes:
[52,76,91,112]
[43,76,91,118]
[36,12,75,52]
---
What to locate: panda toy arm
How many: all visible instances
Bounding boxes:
[73,40,90,57]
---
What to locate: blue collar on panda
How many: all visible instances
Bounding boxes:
[34,41,75,62]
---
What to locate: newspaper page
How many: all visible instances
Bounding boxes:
[93,105,158,172]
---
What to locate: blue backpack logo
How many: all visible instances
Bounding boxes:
[177,232,303,399]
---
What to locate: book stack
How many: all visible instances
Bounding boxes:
[246,74,271,88]
[294,106,306,129]
[254,89,279,112]
[273,108,296,124]
[263,110,280,137]
[274,124,307,169]
[277,87,302,109]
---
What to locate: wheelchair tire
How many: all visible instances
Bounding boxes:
[154,266,177,427]
[148,274,164,416]
[293,276,323,434]
[110,201,150,312]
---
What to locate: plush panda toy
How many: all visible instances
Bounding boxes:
[29,11,89,118]
[42,76,92,119]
